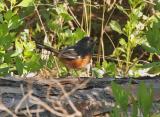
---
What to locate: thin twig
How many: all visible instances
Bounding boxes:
[34,3,48,40]
[15,90,33,113]
[0,102,17,117]
[29,95,66,117]
[53,79,82,117]
[20,84,32,116]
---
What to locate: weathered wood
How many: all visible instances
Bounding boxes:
[0,76,160,117]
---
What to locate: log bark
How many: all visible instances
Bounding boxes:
[0,76,160,117]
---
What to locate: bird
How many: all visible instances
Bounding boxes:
[36,36,96,76]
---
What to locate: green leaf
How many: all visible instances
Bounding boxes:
[119,38,127,46]
[102,61,116,77]
[148,66,160,75]
[0,35,13,49]
[15,57,24,75]
[0,67,9,76]
[142,62,160,75]
[111,82,129,112]
[0,2,5,11]
[112,47,125,57]
[60,13,73,22]
[137,82,153,117]
[116,4,128,16]
[92,67,104,78]
[146,21,160,54]
[4,10,14,21]
[128,0,144,8]
[48,20,61,32]
[8,15,22,30]
[4,52,13,63]
[0,63,10,76]
[141,62,160,69]
[17,0,34,7]
[24,41,36,51]
[25,54,43,72]
[72,28,86,40]
[0,24,8,36]
[23,41,36,57]
[110,20,123,34]
[55,4,67,14]
[141,44,159,54]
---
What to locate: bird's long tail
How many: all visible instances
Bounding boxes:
[36,43,59,56]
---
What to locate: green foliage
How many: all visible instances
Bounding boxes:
[0,10,21,75]
[0,0,86,76]
[92,67,104,78]
[111,82,129,113]
[92,61,116,78]
[47,4,86,48]
[141,62,160,75]
[146,21,160,54]
[141,13,160,76]
[102,61,116,77]
[0,1,44,76]
[17,0,34,7]
[109,0,148,77]
[137,82,153,117]
[111,82,154,117]
[110,20,122,34]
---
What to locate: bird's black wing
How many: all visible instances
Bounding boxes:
[58,47,80,60]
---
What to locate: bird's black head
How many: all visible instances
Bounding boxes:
[75,36,96,55]
[76,36,95,47]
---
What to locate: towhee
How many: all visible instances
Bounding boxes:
[36,36,96,71]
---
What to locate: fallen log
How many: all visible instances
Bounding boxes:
[0,76,160,117]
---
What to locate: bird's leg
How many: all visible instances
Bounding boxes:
[86,63,91,77]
